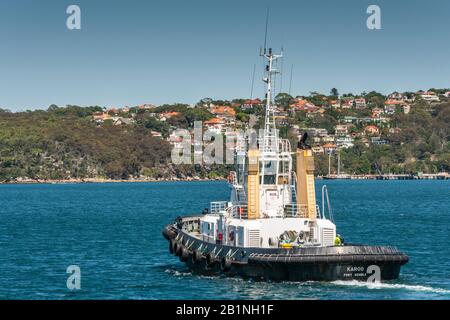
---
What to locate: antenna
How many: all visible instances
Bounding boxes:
[288,64,293,95]
[279,45,284,92]
[263,7,269,54]
[250,64,256,100]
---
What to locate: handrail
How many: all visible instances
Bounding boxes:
[321,185,334,222]
[234,137,292,154]
[210,201,228,214]
[283,203,308,218]
[222,202,326,220]
[227,204,248,219]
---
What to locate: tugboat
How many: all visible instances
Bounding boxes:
[163,47,408,281]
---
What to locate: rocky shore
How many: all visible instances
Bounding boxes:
[0,176,226,184]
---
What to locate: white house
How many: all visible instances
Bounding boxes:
[336,136,354,149]
[419,91,440,102]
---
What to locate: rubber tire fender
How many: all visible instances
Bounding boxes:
[174,242,182,256]
[179,246,189,262]
[169,239,175,254]
[206,252,216,266]
[220,256,232,272]
[191,250,201,264]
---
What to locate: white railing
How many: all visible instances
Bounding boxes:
[279,139,292,154]
[283,203,308,218]
[233,137,292,154]
[210,201,228,214]
[227,204,248,219]
[220,202,325,220]
[283,203,322,219]
[321,185,334,222]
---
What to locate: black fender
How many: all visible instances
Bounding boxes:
[169,239,175,254]
[174,242,182,256]
[179,246,189,262]
[220,256,232,272]
[191,250,202,264]
[206,252,216,266]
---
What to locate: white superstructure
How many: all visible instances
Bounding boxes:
[198,48,337,249]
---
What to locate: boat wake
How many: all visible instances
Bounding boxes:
[164,268,192,277]
[331,280,450,294]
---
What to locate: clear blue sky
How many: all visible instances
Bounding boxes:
[1,0,449,111]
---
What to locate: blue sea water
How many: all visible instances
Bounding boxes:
[0,180,449,300]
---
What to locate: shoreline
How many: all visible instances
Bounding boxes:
[2,174,449,185]
[0,177,227,185]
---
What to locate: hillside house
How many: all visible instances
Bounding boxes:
[241,99,262,110]
[341,99,353,109]
[323,143,337,154]
[159,111,181,121]
[387,92,408,101]
[372,108,384,118]
[290,99,317,112]
[354,98,367,109]
[311,145,325,154]
[113,117,134,126]
[335,124,352,136]
[371,137,388,145]
[384,105,397,115]
[167,131,185,149]
[418,91,440,102]
[92,112,109,122]
[204,117,225,134]
[364,125,380,136]
[336,136,354,149]
[330,100,341,108]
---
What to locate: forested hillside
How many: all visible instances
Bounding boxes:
[1,97,449,182]
[0,106,227,181]
[313,101,450,175]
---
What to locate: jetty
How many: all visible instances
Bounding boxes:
[321,172,450,180]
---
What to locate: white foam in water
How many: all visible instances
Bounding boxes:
[331,280,450,294]
[164,268,192,277]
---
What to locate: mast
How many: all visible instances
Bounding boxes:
[328,152,331,177]
[337,151,341,175]
[260,48,283,184]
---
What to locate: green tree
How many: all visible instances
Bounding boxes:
[330,88,339,98]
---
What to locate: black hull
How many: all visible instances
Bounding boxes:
[163,221,408,282]
[185,258,402,282]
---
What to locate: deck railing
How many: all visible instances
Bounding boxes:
[283,203,322,219]
[228,204,248,219]
[210,201,228,214]
[234,137,292,154]
[210,202,323,220]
